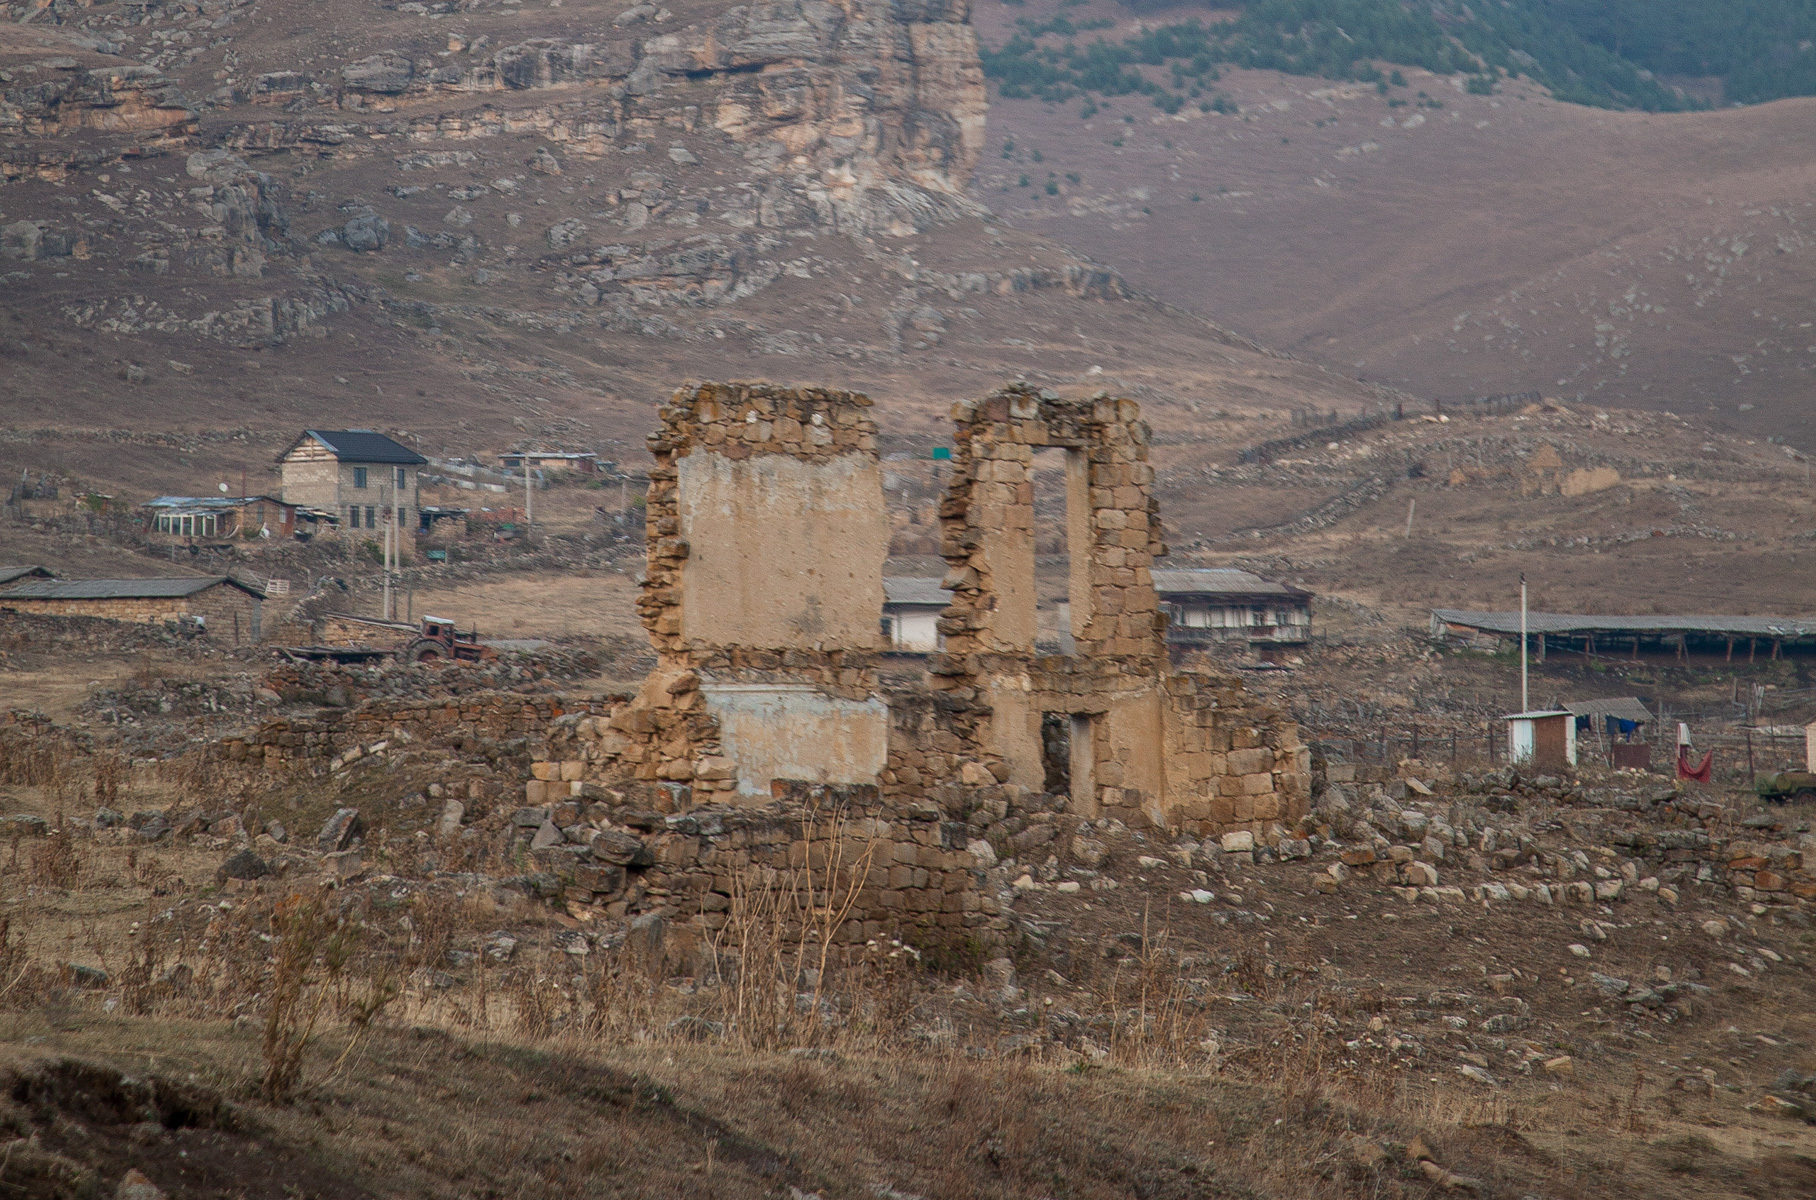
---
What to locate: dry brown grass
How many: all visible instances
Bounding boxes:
[404,570,643,641]
[3,755,1815,1199]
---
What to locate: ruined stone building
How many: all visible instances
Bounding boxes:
[544,381,1308,858]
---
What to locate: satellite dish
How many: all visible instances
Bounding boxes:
[219,482,229,493]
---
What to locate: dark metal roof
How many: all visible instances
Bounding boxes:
[1152,568,1310,600]
[1433,609,1816,639]
[0,576,265,601]
[882,577,949,608]
[1564,697,1654,724]
[0,566,53,586]
[289,430,426,465]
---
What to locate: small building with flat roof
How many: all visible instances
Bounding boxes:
[881,577,947,653]
[0,566,54,589]
[0,576,266,641]
[141,495,296,542]
[1505,710,1576,771]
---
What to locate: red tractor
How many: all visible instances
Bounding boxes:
[404,616,495,664]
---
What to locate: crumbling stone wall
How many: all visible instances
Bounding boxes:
[928,383,1309,839]
[600,380,901,800]
[505,380,1315,950]
[219,692,606,770]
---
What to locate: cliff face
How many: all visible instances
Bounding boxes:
[0,0,999,366]
[0,0,1383,457]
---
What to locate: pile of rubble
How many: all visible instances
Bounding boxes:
[1301,766,1815,909]
[261,644,612,707]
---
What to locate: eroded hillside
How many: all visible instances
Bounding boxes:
[0,0,1389,492]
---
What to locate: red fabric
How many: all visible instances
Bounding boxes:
[1676,746,1713,782]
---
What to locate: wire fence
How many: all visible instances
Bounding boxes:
[1310,720,1810,788]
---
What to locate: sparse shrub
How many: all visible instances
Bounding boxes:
[262,893,358,1103]
[29,823,82,889]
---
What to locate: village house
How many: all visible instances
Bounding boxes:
[0,576,267,641]
[881,577,948,652]
[278,430,426,535]
[0,565,53,588]
[1151,568,1314,660]
[141,495,297,542]
[498,450,600,475]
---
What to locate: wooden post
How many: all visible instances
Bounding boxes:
[1746,728,1756,784]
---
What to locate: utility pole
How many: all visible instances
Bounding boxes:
[381,484,394,621]
[523,453,533,543]
[1520,573,1529,714]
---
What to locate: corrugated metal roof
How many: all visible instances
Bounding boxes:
[0,566,53,586]
[297,430,426,465]
[1564,697,1654,724]
[883,577,949,607]
[143,495,287,511]
[0,576,263,601]
[1433,609,1816,638]
[1151,568,1307,599]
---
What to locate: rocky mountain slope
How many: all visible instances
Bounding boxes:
[0,0,1387,494]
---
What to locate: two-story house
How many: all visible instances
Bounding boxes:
[277,430,427,533]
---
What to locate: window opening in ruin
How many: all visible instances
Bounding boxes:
[1032,447,1074,654]
[1040,712,1071,794]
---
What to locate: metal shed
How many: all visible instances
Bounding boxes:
[1505,710,1577,771]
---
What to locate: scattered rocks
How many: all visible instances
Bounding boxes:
[215,849,272,883]
[0,813,49,837]
[318,807,363,852]
[116,1168,168,1200]
[1069,835,1107,869]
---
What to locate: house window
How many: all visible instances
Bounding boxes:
[366,506,377,528]
[349,506,360,529]
[202,515,215,537]
[395,467,407,489]
[354,467,368,489]
[180,515,193,536]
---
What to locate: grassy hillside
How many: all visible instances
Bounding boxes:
[985,0,1816,112]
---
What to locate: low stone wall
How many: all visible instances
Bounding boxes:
[512,781,1006,947]
[0,585,264,642]
[216,692,611,769]
[0,609,207,655]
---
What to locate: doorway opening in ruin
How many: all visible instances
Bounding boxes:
[1040,712,1070,794]
[1031,446,1087,655]
[1040,711,1097,808]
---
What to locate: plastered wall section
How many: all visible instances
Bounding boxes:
[702,683,889,797]
[677,450,887,651]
